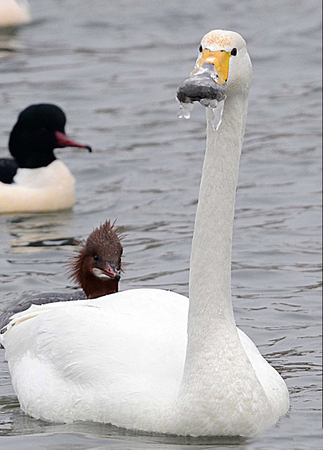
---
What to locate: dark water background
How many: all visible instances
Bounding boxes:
[0,0,321,449]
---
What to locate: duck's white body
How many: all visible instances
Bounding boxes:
[0,103,91,214]
[1,30,289,436]
[0,0,30,27]
[0,160,75,213]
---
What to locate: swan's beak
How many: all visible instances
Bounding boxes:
[176,49,230,106]
[177,49,231,107]
[193,49,230,86]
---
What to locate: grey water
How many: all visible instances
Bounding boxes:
[0,0,321,449]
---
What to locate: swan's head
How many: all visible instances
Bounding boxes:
[69,221,123,299]
[177,30,252,110]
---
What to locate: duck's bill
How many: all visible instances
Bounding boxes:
[176,63,227,107]
[95,262,121,282]
[103,265,121,282]
[55,131,92,152]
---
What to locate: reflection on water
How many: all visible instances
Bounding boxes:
[5,214,78,253]
[0,28,22,57]
[0,0,321,449]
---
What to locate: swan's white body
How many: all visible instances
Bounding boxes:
[1,30,289,436]
[0,0,30,27]
[2,290,288,436]
[0,160,75,213]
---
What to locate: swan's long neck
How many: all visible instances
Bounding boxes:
[188,93,248,331]
[175,91,256,431]
[174,79,275,434]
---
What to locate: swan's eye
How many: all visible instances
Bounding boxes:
[93,255,99,262]
[231,48,238,56]
[199,45,203,53]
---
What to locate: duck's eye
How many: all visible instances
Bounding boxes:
[199,45,203,53]
[93,255,99,262]
[231,48,238,56]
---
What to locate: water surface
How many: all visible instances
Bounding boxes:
[0,1,321,449]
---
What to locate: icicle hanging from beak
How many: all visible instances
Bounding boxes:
[176,100,194,119]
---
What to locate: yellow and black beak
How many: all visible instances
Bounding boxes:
[177,48,230,106]
[195,49,231,85]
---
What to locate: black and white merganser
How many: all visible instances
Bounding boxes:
[0,104,92,213]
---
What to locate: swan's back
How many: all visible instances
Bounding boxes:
[2,287,288,434]
[3,289,188,427]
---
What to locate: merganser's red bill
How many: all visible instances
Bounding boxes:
[55,131,92,152]
[102,262,121,281]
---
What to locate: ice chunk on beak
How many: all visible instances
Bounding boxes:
[176,62,227,130]
[176,100,194,119]
[210,100,225,132]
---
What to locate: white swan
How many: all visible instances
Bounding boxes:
[0,0,30,27]
[0,30,289,437]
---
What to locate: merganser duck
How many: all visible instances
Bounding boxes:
[0,104,92,213]
[68,220,123,299]
[0,0,30,28]
[0,31,289,437]
[0,221,122,330]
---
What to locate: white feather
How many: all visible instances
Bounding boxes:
[0,0,30,27]
[0,160,75,213]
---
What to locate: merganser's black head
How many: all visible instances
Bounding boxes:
[69,221,123,299]
[9,104,92,169]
